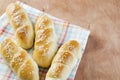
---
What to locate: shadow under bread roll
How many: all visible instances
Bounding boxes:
[33,14,58,68]
[6,3,34,49]
[46,40,81,80]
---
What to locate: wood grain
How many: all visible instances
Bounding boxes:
[0,0,120,80]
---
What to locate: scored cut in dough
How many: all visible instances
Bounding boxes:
[46,40,81,80]
[0,38,39,80]
[6,3,34,49]
[33,14,58,68]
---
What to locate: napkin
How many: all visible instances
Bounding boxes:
[0,1,90,80]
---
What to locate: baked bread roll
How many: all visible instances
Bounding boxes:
[6,3,34,49]
[46,40,81,80]
[0,38,39,80]
[33,14,58,68]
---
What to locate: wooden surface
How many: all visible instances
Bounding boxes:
[0,0,120,80]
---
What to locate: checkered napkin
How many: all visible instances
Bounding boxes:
[0,1,90,80]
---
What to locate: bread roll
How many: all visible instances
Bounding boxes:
[46,40,81,80]
[0,38,39,80]
[33,14,58,68]
[6,3,34,49]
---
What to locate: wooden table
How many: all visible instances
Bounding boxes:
[0,0,120,80]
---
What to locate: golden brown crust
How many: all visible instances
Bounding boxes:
[61,40,80,52]
[34,42,56,68]
[0,38,39,80]
[6,3,34,49]
[52,52,75,66]
[10,11,26,29]
[35,28,53,46]
[6,3,21,18]
[18,59,34,80]
[60,40,81,59]
[46,63,70,80]
[46,40,81,80]
[35,15,53,31]
[15,25,29,44]
[10,50,28,73]
[33,14,58,68]
[0,38,18,63]
[50,63,63,77]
